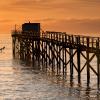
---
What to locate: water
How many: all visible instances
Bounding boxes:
[0,34,100,100]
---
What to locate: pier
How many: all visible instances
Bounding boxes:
[12,22,100,89]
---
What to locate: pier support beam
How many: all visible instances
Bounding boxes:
[86,38,90,87]
[77,49,81,84]
[77,37,81,84]
[32,40,34,66]
[70,48,73,82]
[96,40,100,90]
[12,37,16,58]
[97,54,100,90]
[20,40,25,60]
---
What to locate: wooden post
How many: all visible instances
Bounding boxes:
[97,53,100,90]
[65,35,67,75]
[77,36,81,83]
[63,48,65,75]
[42,41,44,66]
[51,33,54,71]
[37,39,40,67]
[49,42,51,65]
[51,43,53,71]
[32,40,34,66]
[46,42,48,69]
[56,34,60,74]
[44,41,46,67]
[70,48,73,82]
[96,39,100,90]
[86,37,90,87]
[58,46,61,74]
[26,40,31,63]
[36,41,38,60]
[25,39,28,61]
[12,37,16,58]
[62,34,65,75]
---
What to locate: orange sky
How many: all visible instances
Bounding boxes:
[0,0,100,35]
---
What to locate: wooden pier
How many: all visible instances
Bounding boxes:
[12,23,100,89]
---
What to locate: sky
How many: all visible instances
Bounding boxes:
[0,0,100,35]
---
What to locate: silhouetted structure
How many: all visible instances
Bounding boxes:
[22,22,40,36]
[12,22,100,90]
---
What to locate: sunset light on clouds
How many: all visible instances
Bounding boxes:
[0,0,100,34]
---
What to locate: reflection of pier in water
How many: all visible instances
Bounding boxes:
[12,22,100,90]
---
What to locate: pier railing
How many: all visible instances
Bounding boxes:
[42,31,100,50]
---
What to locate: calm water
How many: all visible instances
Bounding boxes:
[0,34,100,100]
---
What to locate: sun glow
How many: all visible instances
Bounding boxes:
[0,0,100,34]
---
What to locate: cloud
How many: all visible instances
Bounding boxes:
[10,0,55,8]
[1,0,100,11]
[0,0,100,19]
[0,19,13,23]
[43,19,100,34]
[8,0,100,18]
[0,0,56,13]
[79,0,100,3]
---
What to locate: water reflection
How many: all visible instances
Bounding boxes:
[0,34,100,99]
[0,59,99,99]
